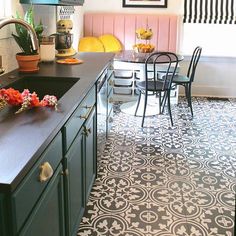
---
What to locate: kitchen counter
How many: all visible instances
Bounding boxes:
[0,52,114,193]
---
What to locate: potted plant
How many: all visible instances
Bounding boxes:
[12,6,44,72]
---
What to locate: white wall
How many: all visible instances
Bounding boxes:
[83,0,184,14]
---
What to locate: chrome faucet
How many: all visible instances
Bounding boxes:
[0,18,39,52]
[0,18,39,75]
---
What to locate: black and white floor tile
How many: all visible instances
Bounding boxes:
[78,97,236,236]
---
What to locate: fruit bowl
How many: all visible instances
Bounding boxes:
[135,28,153,40]
[133,43,155,53]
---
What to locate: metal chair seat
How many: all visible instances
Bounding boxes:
[136,80,170,91]
[172,75,190,83]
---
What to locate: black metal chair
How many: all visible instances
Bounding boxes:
[172,46,202,116]
[134,52,179,127]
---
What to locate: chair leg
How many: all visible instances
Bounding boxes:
[184,84,189,101]
[167,91,173,126]
[158,92,161,114]
[161,91,167,114]
[141,92,148,127]
[188,84,193,116]
[184,85,190,108]
[135,92,141,116]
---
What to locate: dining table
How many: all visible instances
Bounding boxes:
[113,50,184,116]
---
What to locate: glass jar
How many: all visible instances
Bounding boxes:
[40,36,55,62]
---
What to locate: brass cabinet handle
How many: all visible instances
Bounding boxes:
[78,115,87,119]
[108,97,114,103]
[79,105,93,120]
[81,105,92,109]
[83,127,91,137]
[108,79,114,86]
[39,162,54,183]
[61,169,69,176]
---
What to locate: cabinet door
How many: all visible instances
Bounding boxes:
[64,130,84,236]
[19,165,65,236]
[84,107,97,202]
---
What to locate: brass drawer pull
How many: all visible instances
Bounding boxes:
[108,80,114,86]
[83,127,91,137]
[61,169,69,176]
[108,97,114,103]
[39,162,54,182]
[79,105,93,120]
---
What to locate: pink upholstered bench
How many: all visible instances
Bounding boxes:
[83,13,180,99]
[84,13,179,52]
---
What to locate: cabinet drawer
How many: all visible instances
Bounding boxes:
[114,69,133,78]
[114,87,133,95]
[64,86,96,151]
[12,132,63,233]
[114,78,133,87]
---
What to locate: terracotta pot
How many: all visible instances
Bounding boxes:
[16,53,40,73]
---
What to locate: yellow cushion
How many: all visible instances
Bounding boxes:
[99,34,122,52]
[78,37,105,52]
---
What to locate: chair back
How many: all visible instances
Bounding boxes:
[187,46,202,82]
[145,52,179,90]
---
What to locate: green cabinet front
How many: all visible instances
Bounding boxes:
[20,0,84,5]
[64,130,84,236]
[19,165,65,236]
[63,86,97,235]
[84,107,97,202]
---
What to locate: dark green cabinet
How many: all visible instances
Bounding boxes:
[20,0,84,5]
[0,85,98,236]
[63,85,96,235]
[64,130,84,236]
[83,107,96,202]
[19,164,65,236]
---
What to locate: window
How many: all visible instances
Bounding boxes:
[181,23,236,57]
[182,0,236,57]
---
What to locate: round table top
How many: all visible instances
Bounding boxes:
[114,50,184,64]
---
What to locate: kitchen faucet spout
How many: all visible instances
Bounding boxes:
[0,18,39,52]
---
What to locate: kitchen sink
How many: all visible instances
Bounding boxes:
[3,76,79,100]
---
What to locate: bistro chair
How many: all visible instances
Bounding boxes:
[172,46,202,116]
[134,51,179,127]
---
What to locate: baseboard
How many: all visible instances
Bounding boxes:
[178,85,236,98]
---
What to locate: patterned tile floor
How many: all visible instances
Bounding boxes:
[78,97,236,236]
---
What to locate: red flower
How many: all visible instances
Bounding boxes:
[0,88,23,105]
[0,87,58,114]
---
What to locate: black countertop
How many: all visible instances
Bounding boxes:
[0,52,114,193]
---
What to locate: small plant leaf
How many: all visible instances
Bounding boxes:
[13,6,44,55]
[24,5,34,27]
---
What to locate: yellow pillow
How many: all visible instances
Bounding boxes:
[99,34,122,52]
[78,37,105,52]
